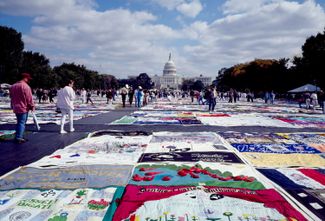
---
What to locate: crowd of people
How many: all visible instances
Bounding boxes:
[295,92,325,110]
[5,72,325,143]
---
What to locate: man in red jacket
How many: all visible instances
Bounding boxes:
[10,73,35,143]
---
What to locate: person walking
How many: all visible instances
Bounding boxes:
[56,79,75,134]
[318,90,325,113]
[270,91,275,104]
[106,89,113,104]
[10,73,35,143]
[190,90,195,103]
[81,88,87,103]
[128,87,134,106]
[304,92,311,109]
[205,88,214,113]
[48,89,56,103]
[86,90,94,105]
[310,92,318,110]
[120,85,128,107]
[136,86,144,108]
[36,88,43,104]
[228,88,234,103]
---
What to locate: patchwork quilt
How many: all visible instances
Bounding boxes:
[147,132,231,153]
[197,114,295,127]
[0,130,15,141]
[218,131,325,167]
[138,151,244,164]
[129,162,265,190]
[0,187,123,221]
[0,165,133,190]
[29,134,152,168]
[259,168,325,220]
[111,111,202,125]
[277,132,325,152]
[113,185,307,221]
[274,115,325,128]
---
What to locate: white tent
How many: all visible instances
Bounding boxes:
[288,84,321,93]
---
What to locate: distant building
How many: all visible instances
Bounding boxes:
[152,53,183,89]
[151,54,213,89]
[186,74,212,86]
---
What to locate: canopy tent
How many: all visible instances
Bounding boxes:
[288,84,321,93]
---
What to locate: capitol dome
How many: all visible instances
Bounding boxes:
[163,53,177,76]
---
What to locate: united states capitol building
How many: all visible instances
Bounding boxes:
[152,53,212,89]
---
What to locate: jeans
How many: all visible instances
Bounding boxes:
[137,97,142,108]
[121,94,126,107]
[208,99,216,111]
[15,112,28,139]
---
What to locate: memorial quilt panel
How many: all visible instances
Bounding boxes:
[0,165,133,190]
[258,168,325,220]
[0,187,119,221]
[129,162,266,190]
[113,185,307,221]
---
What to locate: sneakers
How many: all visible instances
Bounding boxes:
[60,129,75,133]
[14,138,27,144]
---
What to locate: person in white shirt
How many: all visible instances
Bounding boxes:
[81,88,87,103]
[310,92,318,110]
[56,79,76,134]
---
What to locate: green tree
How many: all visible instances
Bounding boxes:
[216,59,290,92]
[118,77,137,89]
[191,80,204,91]
[0,26,24,83]
[53,63,99,89]
[20,51,55,89]
[100,74,118,90]
[136,73,153,89]
[293,28,325,89]
[181,79,194,91]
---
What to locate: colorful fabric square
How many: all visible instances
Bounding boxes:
[0,187,117,220]
[277,133,325,152]
[258,168,325,220]
[0,165,133,190]
[146,132,229,153]
[197,114,295,127]
[138,152,243,164]
[28,134,151,167]
[111,116,137,124]
[218,131,296,144]
[231,143,320,154]
[129,163,265,190]
[113,185,307,221]
[275,116,325,128]
[242,153,325,167]
[0,130,15,141]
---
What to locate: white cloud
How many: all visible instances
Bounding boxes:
[0,0,324,78]
[0,0,96,16]
[153,0,184,10]
[1,0,182,77]
[182,0,325,73]
[176,0,203,18]
[152,0,203,17]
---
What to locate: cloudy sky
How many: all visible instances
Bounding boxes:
[0,0,324,78]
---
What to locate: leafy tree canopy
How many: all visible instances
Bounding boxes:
[0,26,24,84]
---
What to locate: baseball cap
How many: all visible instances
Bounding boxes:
[21,73,32,80]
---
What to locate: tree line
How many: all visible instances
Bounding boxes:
[0,26,153,90]
[2,25,324,92]
[216,28,325,92]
